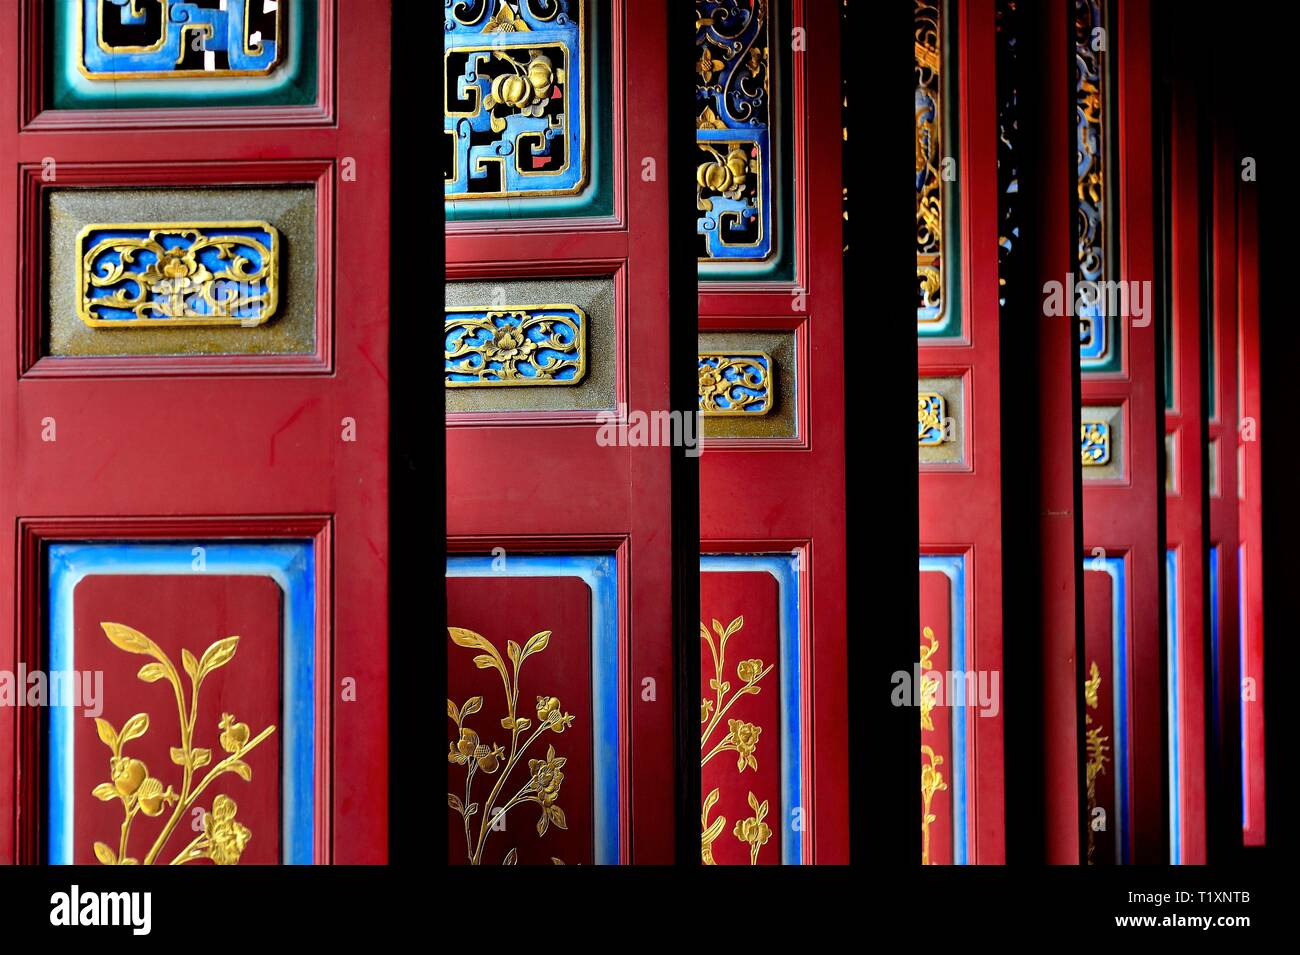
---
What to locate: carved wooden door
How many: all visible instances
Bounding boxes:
[915,0,1005,865]
[695,0,847,866]
[443,0,678,865]
[0,0,390,864]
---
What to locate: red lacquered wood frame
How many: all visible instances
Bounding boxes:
[0,0,390,864]
[916,0,1004,864]
[1236,183,1265,848]
[1025,0,1083,865]
[1206,119,1243,858]
[443,0,677,864]
[697,0,847,864]
[1165,53,1207,864]
[1080,0,1163,864]
[7,517,334,865]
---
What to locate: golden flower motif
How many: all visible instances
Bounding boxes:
[485,324,537,362]
[218,712,250,754]
[699,365,723,402]
[701,698,714,724]
[728,719,761,772]
[733,792,772,855]
[696,44,724,84]
[204,795,251,866]
[485,54,554,120]
[528,746,567,808]
[736,658,764,683]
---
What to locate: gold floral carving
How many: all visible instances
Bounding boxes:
[700,615,776,865]
[920,625,947,864]
[1084,660,1110,864]
[91,622,275,866]
[447,627,575,865]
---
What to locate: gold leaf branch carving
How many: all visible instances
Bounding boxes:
[91,622,275,866]
[700,614,775,865]
[920,625,947,865]
[447,627,574,865]
[1084,660,1110,864]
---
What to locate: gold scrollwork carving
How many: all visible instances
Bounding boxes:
[91,622,276,866]
[700,615,776,865]
[699,351,773,416]
[447,627,575,865]
[77,222,279,329]
[445,305,587,387]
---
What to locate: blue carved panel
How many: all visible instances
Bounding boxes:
[77,222,279,328]
[444,0,587,200]
[1081,419,1111,466]
[80,0,282,79]
[698,352,773,415]
[696,0,772,263]
[445,305,587,387]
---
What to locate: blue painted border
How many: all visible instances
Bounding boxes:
[47,541,316,865]
[1085,556,1130,863]
[446,553,620,864]
[1208,546,1221,752]
[1237,545,1247,828]
[1166,549,1181,863]
[919,554,968,865]
[700,555,803,864]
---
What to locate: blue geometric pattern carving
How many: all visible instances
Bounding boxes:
[444,0,586,200]
[696,0,772,261]
[80,0,281,78]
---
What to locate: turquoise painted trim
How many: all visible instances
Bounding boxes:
[919,554,968,864]
[446,553,620,864]
[47,540,316,865]
[701,554,803,864]
[1167,549,1181,863]
[52,1,317,110]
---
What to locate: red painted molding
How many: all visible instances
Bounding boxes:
[7,516,334,865]
[17,159,336,378]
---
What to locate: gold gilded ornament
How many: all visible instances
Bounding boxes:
[90,622,275,866]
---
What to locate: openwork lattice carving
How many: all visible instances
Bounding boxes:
[79,0,283,79]
[444,0,587,200]
[1076,0,1110,365]
[696,1,773,261]
[916,0,944,324]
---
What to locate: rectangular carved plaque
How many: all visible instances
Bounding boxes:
[77,221,280,328]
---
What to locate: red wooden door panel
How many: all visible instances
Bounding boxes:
[1164,44,1208,863]
[698,0,847,865]
[1079,0,1162,865]
[443,0,676,864]
[0,0,390,864]
[916,0,1004,864]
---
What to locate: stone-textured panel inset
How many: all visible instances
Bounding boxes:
[918,375,964,465]
[47,187,317,358]
[445,277,615,414]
